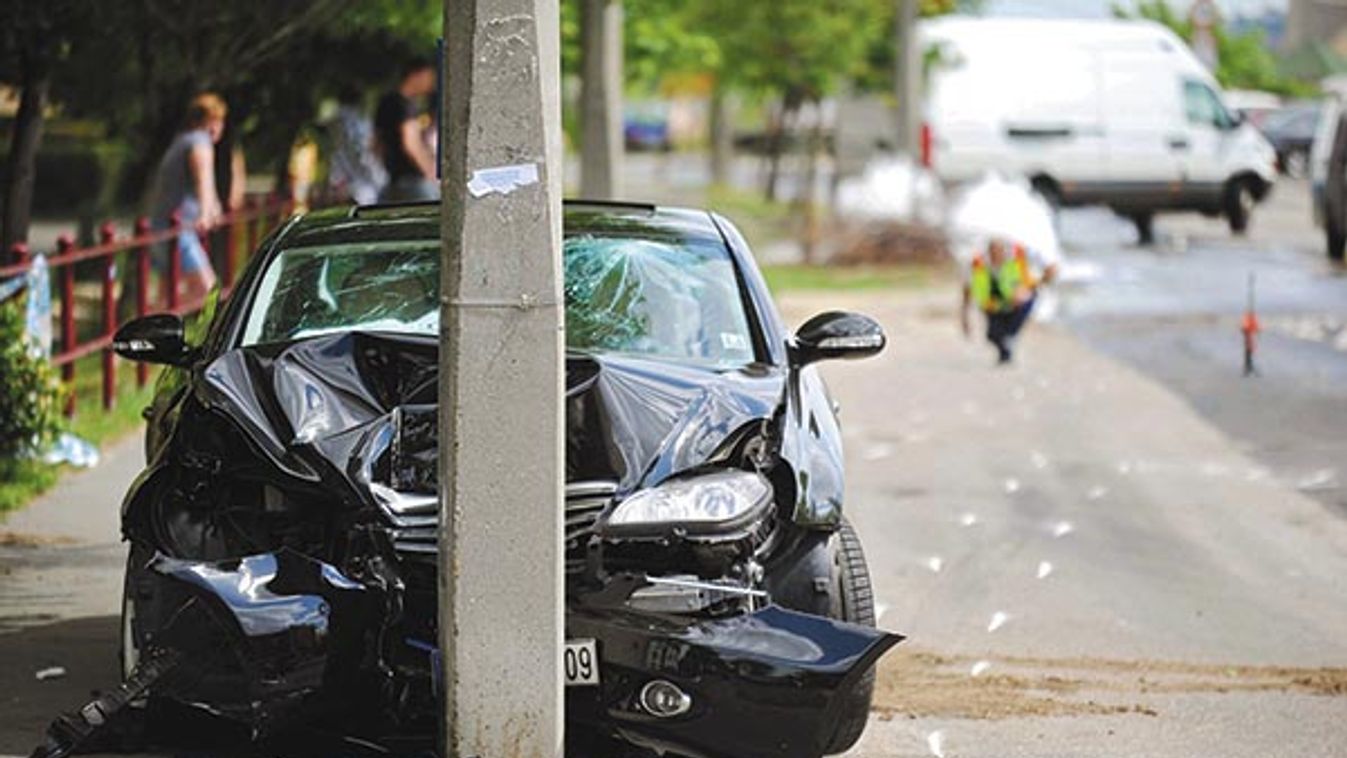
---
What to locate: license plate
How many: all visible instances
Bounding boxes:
[564,638,599,686]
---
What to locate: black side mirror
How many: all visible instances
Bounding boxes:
[113,314,192,366]
[791,311,886,367]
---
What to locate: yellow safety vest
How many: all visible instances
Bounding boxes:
[970,248,1035,313]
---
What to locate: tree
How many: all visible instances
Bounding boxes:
[1117,0,1314,97]
[0,0,86,253]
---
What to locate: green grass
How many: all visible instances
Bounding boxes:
[760,263,940,294]
[0,354,156,514]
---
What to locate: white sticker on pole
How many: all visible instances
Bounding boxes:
[467,162,540,197]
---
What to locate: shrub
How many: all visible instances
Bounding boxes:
[0,294,62,459]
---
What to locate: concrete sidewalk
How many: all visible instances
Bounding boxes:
[773,291,1347,758]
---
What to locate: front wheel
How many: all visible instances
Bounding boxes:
[1226,180,1256,235]
[820,519,878,755]
[1130,212,1156,246]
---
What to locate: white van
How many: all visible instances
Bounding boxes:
[920,17,1278,242]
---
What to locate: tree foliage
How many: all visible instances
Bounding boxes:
[0,295,61,459]
[1117,0,1314,97]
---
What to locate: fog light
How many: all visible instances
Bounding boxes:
[639,679,692,718]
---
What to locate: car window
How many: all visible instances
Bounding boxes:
[1183,80,1235,130]
[240,233,759,367]
[241,242,440,346]
[564,235,757,367]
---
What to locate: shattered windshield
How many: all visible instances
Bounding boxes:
[242,242,440,346]
[242,234,758,366]
[563,235,756,366]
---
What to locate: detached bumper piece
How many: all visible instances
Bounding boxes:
[566,603,903,758]
[29,648,184,758]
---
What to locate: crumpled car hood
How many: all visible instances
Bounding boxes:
[194,332,785,497]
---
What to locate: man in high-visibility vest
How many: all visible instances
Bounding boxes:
[960,238,1058,364]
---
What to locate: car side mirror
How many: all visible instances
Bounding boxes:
[791,311,886,367]
[113,314,193,366]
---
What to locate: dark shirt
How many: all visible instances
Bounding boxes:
[375,91,422,181]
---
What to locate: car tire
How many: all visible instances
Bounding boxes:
[820,518,877,755]
[1225,180,1256,235]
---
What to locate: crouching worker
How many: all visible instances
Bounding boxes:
[960,238,1057,365]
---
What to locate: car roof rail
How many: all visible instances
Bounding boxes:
[349,201,439,217]
[563,198,659,213]
[349,199,660,217]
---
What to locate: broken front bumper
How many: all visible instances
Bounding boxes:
[566,602,902,758]
[136,552,900,758]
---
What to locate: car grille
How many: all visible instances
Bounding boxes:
[371,481,617,559]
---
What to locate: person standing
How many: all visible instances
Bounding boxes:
[151,92,227,304]
[375,58,438,202]
[960,238,1058,364]
[328,84,387,205]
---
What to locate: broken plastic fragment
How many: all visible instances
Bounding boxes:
[927,556,944,573]
[35,666,66,681]
[1087,485,1108,500]
[970,660,991,677]
[1051,520,1074,538]
[1297,469,1337,492]
[959,512,979,527]
[875,602,890,622]
[1030,450,1049,469]
[1004,478,1021,494]
[927,730,946,758]
[863,443,894,462]
[987,611,1010,632]
[1037,561,1054,579]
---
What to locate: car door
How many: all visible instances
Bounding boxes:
[1177,78,1239,203]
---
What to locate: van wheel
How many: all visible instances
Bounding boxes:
[1226,180,1256,235]
[1329,221,1346,262]
[1030,177,1062,213]
[821,519,878,755]
[1131,213,1155,246]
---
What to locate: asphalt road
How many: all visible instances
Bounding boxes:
[3,181,1346,757]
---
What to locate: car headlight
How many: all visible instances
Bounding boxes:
[605,470,772,534]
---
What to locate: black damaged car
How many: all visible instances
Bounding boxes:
[34,202,901,758]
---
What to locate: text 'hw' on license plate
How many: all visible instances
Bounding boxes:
[564,639,599,686]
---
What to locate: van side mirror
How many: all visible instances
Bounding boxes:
[113,314,193,366]
[791,311,886,367]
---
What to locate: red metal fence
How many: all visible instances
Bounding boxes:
[0,196,296,416]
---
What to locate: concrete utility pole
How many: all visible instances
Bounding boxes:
[895,0,922,158]
[580,0,624,199]
[439,0,564,757]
